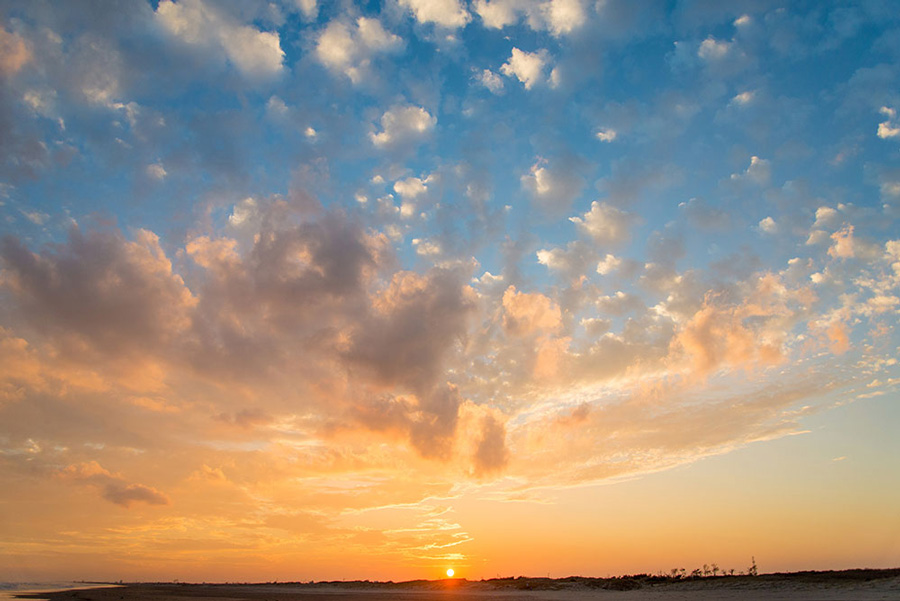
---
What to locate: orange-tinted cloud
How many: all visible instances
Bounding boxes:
[501,285,561,336]
[59,461,169,507]
[0,27,31,76]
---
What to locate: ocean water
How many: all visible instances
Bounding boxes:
[0,583,121,601]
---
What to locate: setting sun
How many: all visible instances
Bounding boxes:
[446,569,454,578]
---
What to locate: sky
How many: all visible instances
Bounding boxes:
[1,0,900,584]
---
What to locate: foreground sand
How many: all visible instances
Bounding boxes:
[16,572,900,601]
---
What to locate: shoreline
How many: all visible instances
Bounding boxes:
[13,569,900,601]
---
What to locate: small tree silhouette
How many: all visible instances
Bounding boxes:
[748,557,758,577]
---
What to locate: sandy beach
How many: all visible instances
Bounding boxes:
[15,572,900,601]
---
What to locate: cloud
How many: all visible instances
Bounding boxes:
[569,201,637,245]
[596,128,617,142]
[398,0,471,29]
[412,238,441,256]
[0,26,31,77]
[877,106,900,139]
[697,36,732,61]
[339,267,479,460]
[540,0,587,35]
[758,216,777,234]
[501,286,561,336]
[59,461,169,507]
[730,155,771,186]
[408,383,463,459]
[679,198,731,231]
[394,176,430,199]
[370,105,436,149]
[536,240,598,279]
[146,163,167,180]
[473,0,519,28]
[672,300,781,375]
[813,206,840,229]
[501,47,549,89]
[472,414,510,476]
[343,267,476,392]
[666,272,813,377]
[828,225,855,259]
[0,228,195,357]
[394,175,435,218]
[265,95,289,120]
[521,158,585,212]
[474,0,586,36]
[595,291,643,316]
[315,17,402,84]
[476,68,505,94]
[731,90,755,105]
[595,253,621,275]
[187,209,391,368]
[0,203,507,473]
[670,33,750,76]
[156,0,284,81]
[295,0,318,20]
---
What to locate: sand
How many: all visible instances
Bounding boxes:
[15,572,900,601]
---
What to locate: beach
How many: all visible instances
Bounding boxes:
[14,572,900,601]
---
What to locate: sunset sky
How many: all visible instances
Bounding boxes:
[2,0,900,583]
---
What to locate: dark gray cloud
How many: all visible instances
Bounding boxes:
[0,227,194,357]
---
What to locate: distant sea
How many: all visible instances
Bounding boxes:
[0,583,121,601]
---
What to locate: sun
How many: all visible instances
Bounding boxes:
[446,568,455,578]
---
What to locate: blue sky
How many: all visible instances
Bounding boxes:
[1,0,899,581]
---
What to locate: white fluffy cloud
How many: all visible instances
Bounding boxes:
[474,0,586,36]
[394,174,436,217]
[536,240,597,277]
[540,0,586,35]
[477,68,505,94]
[394,176,430,199]
[730,155,771,186]
[697,36,732,61]
[295,0,318,20]
[473,0,518,28]
[316,17,402,84]
[370,105,436,149]
[570,201,637,245]
[878,106,900,139]
[398,0,471,28]
[596,253,621,275]
[156,0,284,80]
[501,47,549,89]
[596,128,617,142]
[814,206,840,229]
[758,216,777,234]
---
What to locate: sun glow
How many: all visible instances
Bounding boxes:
[446,569,454,578]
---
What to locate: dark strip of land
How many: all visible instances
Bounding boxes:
[16,569,900,601]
